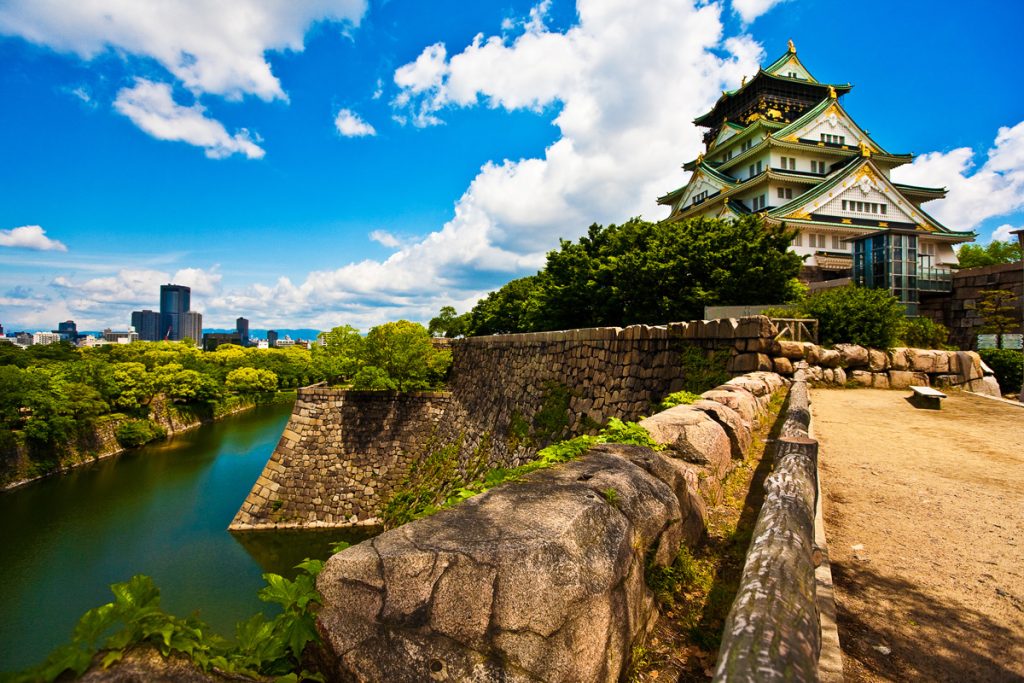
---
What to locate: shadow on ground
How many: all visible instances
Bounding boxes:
[832,560,1024,682]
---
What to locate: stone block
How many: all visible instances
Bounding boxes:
[639,406,732,477]
[908,349,937,373]
[773,357,794,375]
[888,370,928,389]
[834,343,868,368]
[849,370,873,387]
[888,348,910,371]
[691,399,752,460]
[728,352,772,374]
[775,340,810,359]
[868,349,889,372]
[871,372,890,390]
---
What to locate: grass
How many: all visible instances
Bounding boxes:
[627,390,787,682]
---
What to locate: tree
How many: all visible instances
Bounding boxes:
[973,289,1018,349]
[359,321,451,390]
[225,367,279,397]
[110,362,154,411]
[428,306,470,338]
[463,215,802,334]
[469,276,544,335]
[151,364,220,403]
[351,366,398,390]
[956,240,1022,269]
[799,285,906,348]
[312,325,363,384]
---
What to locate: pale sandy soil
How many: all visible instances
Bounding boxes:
[812,388,1024,683]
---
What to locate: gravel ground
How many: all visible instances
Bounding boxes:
[812,388,1024,683]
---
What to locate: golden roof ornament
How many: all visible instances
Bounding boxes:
[828,85,837,99]
[859,140,872,158]
[787,39,796,53]
[696,152,704,164]
[741,75,747,86]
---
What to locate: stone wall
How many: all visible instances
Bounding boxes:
[232,389,452,528]
[919,262,1023,350]
[313,372,787,683]
[770,340,1001,395]
[232,318,780,530]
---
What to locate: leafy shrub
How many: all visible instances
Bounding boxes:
[351,365,398,391]
[657,390,702,411]
[677,346,730,394]
[800,285,905,348]
[20,561,326,682]
[979,348,1023,394]
[113,419,166,448]
[899,317,953,349]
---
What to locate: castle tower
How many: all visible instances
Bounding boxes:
[657,41,971,312]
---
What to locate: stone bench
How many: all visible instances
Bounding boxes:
[909,385,946,410]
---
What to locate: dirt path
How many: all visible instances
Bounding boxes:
[812,388,1024,682]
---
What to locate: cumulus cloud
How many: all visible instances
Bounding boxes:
[732,0,787,23]
[892,119,1024,232]
[0,225,68,251]
[198,0,762,329]
[369,230,402,248]
[114,79,265,159]
[0,0,367,101]
[335,108,376,137]
[991,224,1021,243]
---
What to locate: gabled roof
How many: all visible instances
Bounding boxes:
[768,157,958,234]
[657,162,737,207]
[764,43,818,82]
[774,96,890,155]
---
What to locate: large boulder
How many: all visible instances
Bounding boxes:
[316,448,689,683]
[691,399,752,460]
[640,406,732,478]
[700,388,758,425]
[834,344,868,368]
[867,349,889,372]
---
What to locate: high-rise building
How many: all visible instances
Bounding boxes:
[102,328,139,344]
[181,311,203,346]
[52,320,78,342]
[658,40,971,313]
[236,317,249,347]
[32,331,61,345]
[159,284,191,341]
[131,310,161,342]
[267,329,279,347]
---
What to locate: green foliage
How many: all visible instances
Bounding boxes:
[428,306,471,338]
[677,345,730,394]
[657,390,702,411]
[531,381,572,443]
[311,325,363,384]
[467,276,544,335]
[460,215,801,335]
[114,419,166,448]
[380,419,660,528]
[971,289,1018,348]
[799,284,905,348]
[645,545,711,609]
[955,240,1022,269]
[600,487,620,509]
[17,561,327,682]
[351,365,398,390]
[979,348,1023,394]
[898,317,953,349]
[359,320,452,390]
[225,367,279,397]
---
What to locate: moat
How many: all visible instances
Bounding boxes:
[0,402,371,673]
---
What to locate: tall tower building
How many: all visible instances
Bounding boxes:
[181,311,203,346]
[267,329,279,347]
[160,284,191,341]
[131,310,161,341]
[658,41,972,313]
[236,317,249,347]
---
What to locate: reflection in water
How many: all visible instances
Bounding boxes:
[0,401,380,673]
[232,527,380,577]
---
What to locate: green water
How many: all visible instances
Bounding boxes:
[0,403,374,673]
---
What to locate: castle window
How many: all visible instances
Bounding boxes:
[832,235,843,250]
[777,187,793,200]
[780,156,796,170]
[793,233,803,247]
[811,160,826,174]
[751,194,767,210]
[820,133,846,145]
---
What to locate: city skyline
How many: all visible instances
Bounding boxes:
[2,0,1023,331]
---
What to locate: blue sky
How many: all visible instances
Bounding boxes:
[2,0,1022,332]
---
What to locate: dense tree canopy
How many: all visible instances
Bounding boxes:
[956,240,1022,269]
[440,214,803,335]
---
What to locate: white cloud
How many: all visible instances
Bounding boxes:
[0,225,68,251]
[334,108,376,137]
[369,230,402,248]
[198,0,762,329]
[114,79,265,159]
[0,0,367,102]
[892,119,1024,232]
[732,0,787,23]
[991,224,1021,243]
